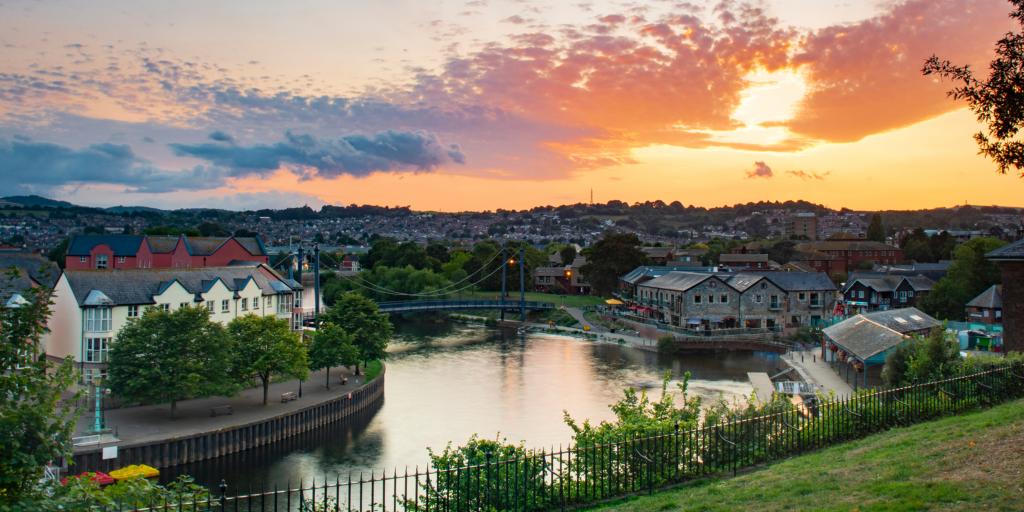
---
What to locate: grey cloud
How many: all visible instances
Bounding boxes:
[0,137,227,193]
[169,130,465,178]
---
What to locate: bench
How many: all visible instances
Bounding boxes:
[209,405,233,417]
[281,391,298,403]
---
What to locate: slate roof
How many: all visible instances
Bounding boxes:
[756,271,837,292]
[535,267,567,277]
[642,247,675,258]
[719,253,769,263]
[146,236,267,256]
[62,264,299,307]
[966,285,1002,309]
[844,273,934,293]
[0,269,36,305]
[619,266,712,285]
[0,251,60,287]
[861,307,940,334]
[637,270,836,293]
[67,235,145,257]
[824,316,908,361]
[987,238,1024,261]
[640,272,714,292]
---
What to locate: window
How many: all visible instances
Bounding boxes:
[720,294,729,303]
[82,368,108,385]
[117,256,126,263]
[207,301,215,312]
[693,294,702,304]
[996,310,1002,319]
[294,294,303,308]
[221,299,230,313]
[770,295,780,308]
[858,290,865,299]
[241,298,248,311]
[707,295,715,304]
[798,292,806,301]
[983,310,989,317]
[79,256,88,263]
[755,294,763,304]
[95,254,108,269]
[253,296,260,309]
[161,304,170,312]
[85,307,111,332]
[760,282,767,289]
[85,337,110,363]
[127,305,139,318]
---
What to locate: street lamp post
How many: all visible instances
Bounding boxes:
[91,378,109,433]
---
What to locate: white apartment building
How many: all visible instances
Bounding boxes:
[44,263,303,384]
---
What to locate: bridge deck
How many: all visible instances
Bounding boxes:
[375,299,555,313]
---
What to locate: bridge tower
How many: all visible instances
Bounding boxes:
[519,246,526,321]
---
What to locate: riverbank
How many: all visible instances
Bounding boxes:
[70,365,385,473]
[589,397,1024,511]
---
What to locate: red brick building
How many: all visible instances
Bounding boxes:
[792,240,903,277]
[988,239,1024,353]
[65,235,268,270]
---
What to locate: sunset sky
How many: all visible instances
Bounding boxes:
[2,0,1023,211]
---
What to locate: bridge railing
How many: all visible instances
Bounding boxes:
[376,300,555,311]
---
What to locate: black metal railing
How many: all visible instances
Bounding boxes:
[112,364,1023,511]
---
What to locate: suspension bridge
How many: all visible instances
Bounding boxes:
[374,299,555,314]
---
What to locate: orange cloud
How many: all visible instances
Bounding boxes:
[785,0,1013,142]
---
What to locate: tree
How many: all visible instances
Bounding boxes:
[321,293,393,371]
[0,277,79,506]
[866,214,886,242]
[309,323,359,389]
[920,236,1007,320]
[196,222,229,237]
[578,232,647,296]
[47,237,69,269]
[228,315,309,405]
[882,328,962,387]
[107,306,235,417]
[924,1,1024,176]
[559,245,577,266]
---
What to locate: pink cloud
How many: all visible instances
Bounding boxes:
[785,0,1013,142]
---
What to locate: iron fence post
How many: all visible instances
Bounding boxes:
[219,479,227,512]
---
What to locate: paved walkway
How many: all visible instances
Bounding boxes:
[563,307,607,332]
[782,349,854,397]
[76,367,364,449]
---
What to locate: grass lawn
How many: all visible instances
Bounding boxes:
[363,360,383,382]
[590,398,1024,512]
[459,290,607,307]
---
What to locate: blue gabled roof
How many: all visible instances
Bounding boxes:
[67,235,146,257]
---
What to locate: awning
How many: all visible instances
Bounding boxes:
[605,299,624,305]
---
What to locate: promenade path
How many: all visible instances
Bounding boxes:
[782,349,854,397]
[563,306,606,332]
[76,367,364,449]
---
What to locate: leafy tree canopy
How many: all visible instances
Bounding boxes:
[321,293,393,367]
[107,306,236,417]
[228,315,308,405]
[0,281,79,506]
[579,231,647,296]
[919,236,1006,320]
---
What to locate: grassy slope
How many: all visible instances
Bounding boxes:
[592,399,1024,512]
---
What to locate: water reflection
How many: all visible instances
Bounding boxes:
[173,317,781,489]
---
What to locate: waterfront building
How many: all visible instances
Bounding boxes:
[718,253,771,270]
[534,256,591,295]
[43,263,303,384]
[629,270,836,332]
[842,273,935,313]
[823,307,941,387]
[65,234,269,270]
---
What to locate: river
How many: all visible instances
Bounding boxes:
[167,317,783,489]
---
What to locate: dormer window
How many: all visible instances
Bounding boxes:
[95,254,108,269]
